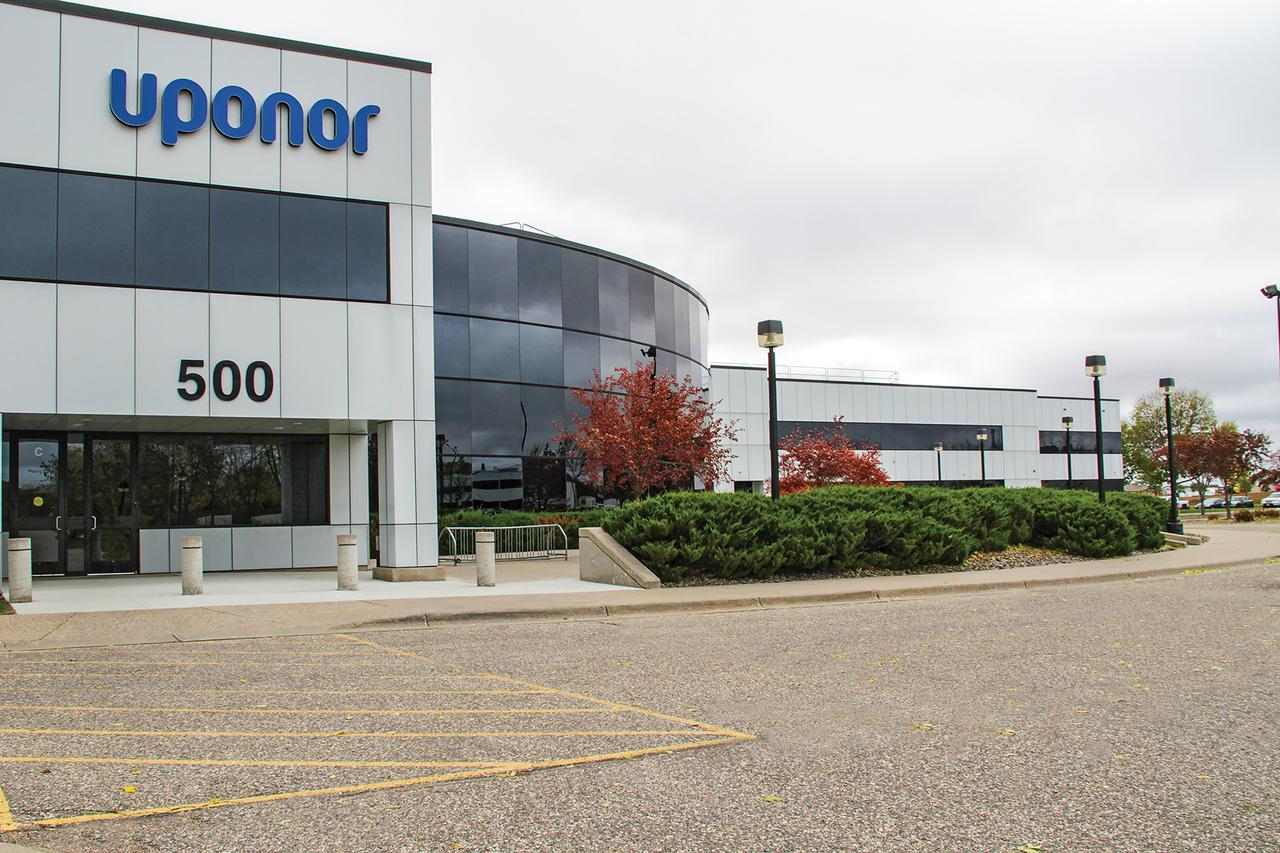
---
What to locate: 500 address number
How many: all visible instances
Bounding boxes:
[177,359,274,402]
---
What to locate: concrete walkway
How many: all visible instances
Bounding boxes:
[1,522,1275,651]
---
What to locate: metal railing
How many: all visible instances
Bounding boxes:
[440,524,569,565]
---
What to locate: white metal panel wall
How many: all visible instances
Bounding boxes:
[0,282,57,413]
[347,60,412,204]
[0,4,60,167]
[134,289,210,417]
[56,285,135,415]
[279,50,347,198]
[136,28,212,183]
[210,39,282,191]
[59,15,137,175]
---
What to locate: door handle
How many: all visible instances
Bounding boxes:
[55,515,62,531]
[90,516,98,531]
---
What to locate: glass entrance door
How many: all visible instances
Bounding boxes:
[8,433,138,576]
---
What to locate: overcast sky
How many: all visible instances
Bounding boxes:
[97,0,1280,438]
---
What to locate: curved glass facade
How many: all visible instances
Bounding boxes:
[432,217,710,511]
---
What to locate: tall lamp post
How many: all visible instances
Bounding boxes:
[975,430,988,485]
[1159,377,1183,534]
[1062,416,1074,487]
[1262,285,1280,381]
[1085,354,1107,503]
[934,442,944,483]
[758,320,784,500]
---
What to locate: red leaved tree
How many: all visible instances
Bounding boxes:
[778,417,892,495]
[555,361,738,500]
[1174,423,1270,518]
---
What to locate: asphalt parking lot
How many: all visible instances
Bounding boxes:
[1,562,1276,852]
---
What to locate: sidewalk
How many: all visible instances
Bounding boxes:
[2,522,1275,651]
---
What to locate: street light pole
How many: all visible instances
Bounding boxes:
[757,320,784,500]
[1262,285,1280,382]
[1159,377,1183,534]
[975,430,988,485]
[1085,355,1107,503]
[1062,416,1074,488]
[934,442,943,484]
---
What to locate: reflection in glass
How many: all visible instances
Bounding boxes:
[628,267,656,344]
[468,230,518,319]
[346,202,389,302]
[434,314,471,378]
[469,318,520,382]
[780,421,1006,452]
[1038,430,1122,455]
[471,383,524,455]
[0,166,57,280]
[518,239,562,325]
[58,173,135,285]
[436,380,474,456]
[674,288,692,356]
[520,385,567,454]
[653,277,676,350]
[597,259,630,336]
[136,181,210,290]
[561,249,599,331]
[519,324,564,386]
[433,224,469,312]
[563,331,601,389]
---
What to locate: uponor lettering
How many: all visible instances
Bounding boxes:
[109,69,380,154]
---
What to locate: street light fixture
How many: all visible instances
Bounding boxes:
[1262,285,1280,382]
[1062,416,1074,487]
[934,442,944,483]
[1159,377,1183,534]
[757,320,784,500]
[975,430,989,484]
[1085,354,1107,503]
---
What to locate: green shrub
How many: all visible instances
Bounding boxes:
[602,485,1160,582]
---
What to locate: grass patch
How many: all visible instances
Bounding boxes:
[0,591,13,615]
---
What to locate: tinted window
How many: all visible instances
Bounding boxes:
[0,166,56,280]
[628,267,656,344]
[280,195,345,299]
[469,318,519,382]
[518,239,562,325]
[58,173,134,285]
[1039,430,1122,454]
[598,259,630,336]
[780,421,1006,451]
[561,249,599,331]
[468,230,518,319]
[211,188,279,295]
[521,384,567,454]
[434,314,470,378]
[436,379,473,455]
[433,224,469,312]
[471,382,523,455]
[653,277,676,350]
[136,181,209,290]
[600,336,636,377]
[674,287,692,357]
[346,201,388,302]
[563,331,601,388]
[520,324,564,386]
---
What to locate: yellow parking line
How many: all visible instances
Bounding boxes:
[0,756,517,770]
[0,686,552,697]
[0,786,15,832]
[0,704,622,717]
[7,649,379,657]
[0,727,698,739]
[0,659,450,668]
[3,734,753,831]
[0,671,494,680]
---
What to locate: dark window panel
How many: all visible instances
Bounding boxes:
[469,317,519,382]
[280,195,346,299]
[522,455,567,511]
[520,384,567,455]
[517,239,562,325]
[471,382,524,455]
[210,188,279,295]
[628,266,656,344]
[1038,430,1122,455]
[674,287,692,357]
[598,259,630,337]
[467,230,518,319]
[561,249,599,331]
[653,276,677,350]
[135,181,209,291]
[0,166,56,280]
[57,172,135,285]
[779,421,1009,452]
[468,456,525,511]
[519,324,564,386]
[434,314,470,378]
[563,331,601,389]
[696,307,709,366]
[600,336,637,378]
[433,224,469,312]
[436,380,473,455]
[346,201,388,302]
[282,437,328,526]
[688,298,702,365]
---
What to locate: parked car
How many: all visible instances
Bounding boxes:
[1262,492,1280,508]
[1201,497,1226,509]
[1230,495,1255,508]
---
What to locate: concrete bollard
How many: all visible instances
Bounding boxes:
[180,536,203,595]
[337,534,359,590]
[7,537,32,604]
[476,530,496,587]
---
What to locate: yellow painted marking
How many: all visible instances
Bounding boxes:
[0,686,552,697]
[336,634,463,671]
[0,727,697,739]
[0,786,16,832]
[0,659,452,669]
[0,704,620,717]
[4,735,751,831]
[8,649,379,657]
[1,671,494,680]
[0,756,516,770]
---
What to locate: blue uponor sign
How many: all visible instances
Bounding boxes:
[109,69,380,154]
